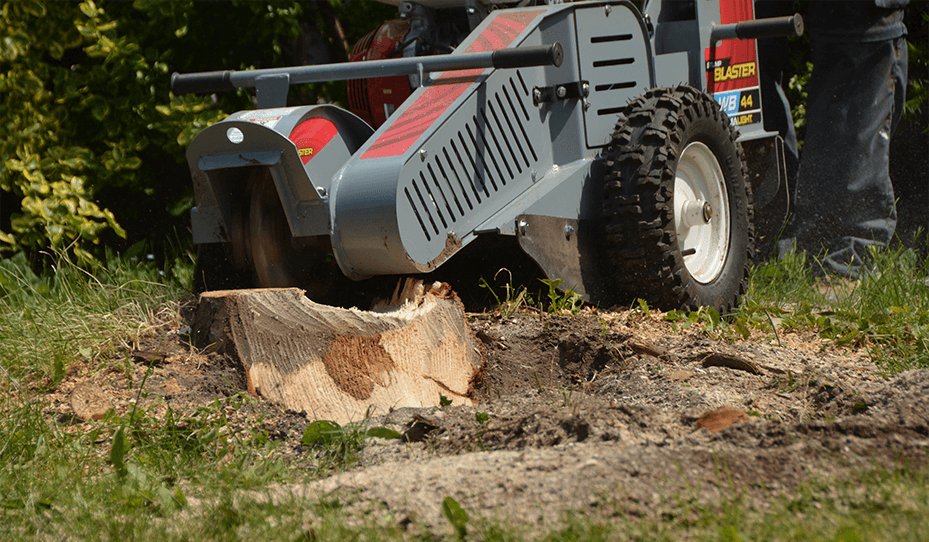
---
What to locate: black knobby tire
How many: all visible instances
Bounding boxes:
[601,85,754,312]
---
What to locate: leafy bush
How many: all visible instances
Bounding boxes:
[0,0,393,261]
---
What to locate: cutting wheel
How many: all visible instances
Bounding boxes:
[244,170,339,302]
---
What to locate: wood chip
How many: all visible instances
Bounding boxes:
[701,353,761,375]
[695,407,750,433]
[669,370,695,382]
[70,382,113,421]
[628,340,673,360]
[131,350,167,366]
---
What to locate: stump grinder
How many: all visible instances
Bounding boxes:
[172,0,803,312]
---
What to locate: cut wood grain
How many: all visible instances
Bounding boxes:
[191,280,484,424]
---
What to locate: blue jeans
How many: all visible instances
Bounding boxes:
[783,35,907,276]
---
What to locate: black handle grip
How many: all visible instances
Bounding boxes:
[711,14,804,42]
[737,14,803,39]
[171,70,235,95]
[492,43,563,70]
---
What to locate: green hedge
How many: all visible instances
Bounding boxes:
[0,0,391,262]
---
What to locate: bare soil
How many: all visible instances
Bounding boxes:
[45,295,929,535]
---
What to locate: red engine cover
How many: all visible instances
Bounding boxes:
[288,117,338,165]
[347,19,413,128]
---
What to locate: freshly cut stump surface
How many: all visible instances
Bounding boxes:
[191,280,484,424]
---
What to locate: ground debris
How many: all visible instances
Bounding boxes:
[45,304,927,533]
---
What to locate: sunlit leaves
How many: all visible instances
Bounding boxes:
[0,0,231,259]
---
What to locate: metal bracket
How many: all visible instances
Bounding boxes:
[532,81,589,106]
[254,73,290,108]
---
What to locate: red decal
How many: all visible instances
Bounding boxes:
[705,0,759,94]
[362,9,545,160]
[289,117,338,165]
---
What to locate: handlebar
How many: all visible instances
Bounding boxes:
[171,43,564,96]
[710,14,804,43]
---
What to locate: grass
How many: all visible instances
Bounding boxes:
[736,235,929,373]
[0,248,187,385]
[1,240,928,540]
[656,233,929,373]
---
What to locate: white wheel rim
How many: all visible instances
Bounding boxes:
[674,141,730,284]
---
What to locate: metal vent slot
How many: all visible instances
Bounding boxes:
[440,147,475,210]
[596,106,626,116]
[590,53,638,117]
[505,76,538,161]
[426,163,463,219]
[509,78,531,121]
[516,69,529,96]
[467,121,504,191]
[448,141,483,203]
[592,58,635,68]
[401,69,544,248]
[591,33,633,43]
[483,104,517,180]
[457,131,491,198]
[595,81,638,92]
[412,178,442,233]
[418,172,449,229]
[405,185,435,240]
[495,93,530,169]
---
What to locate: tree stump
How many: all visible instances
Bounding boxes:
[190,280,484,424]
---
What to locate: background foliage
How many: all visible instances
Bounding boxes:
[0,0,392,262]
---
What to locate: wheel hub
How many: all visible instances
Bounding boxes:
[674,141,730,284]
[680,200,713,228]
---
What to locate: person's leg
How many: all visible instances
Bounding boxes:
[786,38,902,276]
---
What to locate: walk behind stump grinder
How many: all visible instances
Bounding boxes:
[173,0,803,313]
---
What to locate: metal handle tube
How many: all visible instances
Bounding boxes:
[492,43,563,69]
[710,14,804,43]
[171,43,563,95]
